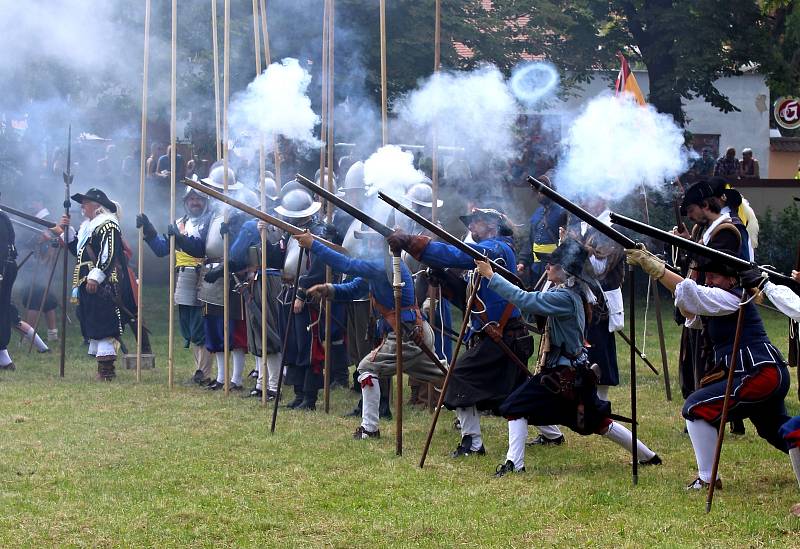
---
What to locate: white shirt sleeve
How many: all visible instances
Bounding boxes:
[764,281,800,322]
[674,279,740,316]
[87,268,106,284]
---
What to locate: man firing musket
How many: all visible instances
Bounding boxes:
[388,207,533,460]
[293,223,445,439]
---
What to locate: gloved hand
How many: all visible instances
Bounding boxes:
[204,266,224,284]
[386,229,412,255]
[167,224,189,249]
[136,213,157,240]
[219,222,229,237]
[739,267,768,289]
[307,283,332,300]
[625,248,665,279]
[410,325,425,348]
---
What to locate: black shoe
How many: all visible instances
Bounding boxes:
[248,368,258,379]
[192,370,206,384]
[286,390,304,409]
[526,434,565,447]
[352,425,380,439]
[247,388,262,398]
[266,390,277,402]
[639,454,662,466]
[206,380,224,391]
[230,383,244,392]
[494,460,525,477]
[686,477,722,490]
[730,419,746,435]
[451,435,486,458]
[0,362,16,371]
[296,400,316,411]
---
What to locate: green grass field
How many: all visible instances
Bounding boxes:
[2,286,800,547]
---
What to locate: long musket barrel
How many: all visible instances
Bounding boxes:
[294,173,394,236]
[183,178,347,254]
[376,191,527,289]
[0,204,57,229]
[609,212,799,289]
[527,176,637,249]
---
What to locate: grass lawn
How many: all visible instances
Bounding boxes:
[2,285,800,547]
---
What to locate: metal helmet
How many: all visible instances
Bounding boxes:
[279,179,313,201]
[405,181,443,209]
[338,161,366,192]
[262,177,279,203]
[274,189,321,219]
[201,164,242,191]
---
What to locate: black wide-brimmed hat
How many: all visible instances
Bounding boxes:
[71,188,117,213]
[548,238,587,278]
[680,180,715,216]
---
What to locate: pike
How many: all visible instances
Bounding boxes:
[0,204,57,229]
[182,178,348,254]
[527,175,641,485]
[608,213,800,290]
[60,125,73,378]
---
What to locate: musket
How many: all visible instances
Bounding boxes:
[673,199,687,235]
[294,174,394,237]
[9,217,49,233]
[183,178,348,254]
[0,204,57,229]
[528,176,637,249]
[609,212,800,290]
[376,191,527,290]
[60,125,73,378]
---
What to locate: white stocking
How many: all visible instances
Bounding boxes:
[456,406,483,450]
[214,353,225,384]
[602,421,656,461]
[507,418,528,470]
[266,353,282,393]
[686,419,719,482]
[790,447,800,490]
[231,349,245,385]
[359,373,380,432]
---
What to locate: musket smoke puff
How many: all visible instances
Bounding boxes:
[555,93,690,200]
[363,145,424,197]
[393,65,517,165]
[228,58,321,152]
[510,61,560,107]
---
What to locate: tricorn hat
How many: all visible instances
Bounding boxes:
[548,238,587,278]
[71,188,117,213]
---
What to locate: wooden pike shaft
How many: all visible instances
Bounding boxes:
[183,178,347,254]
[166,0,177,388]
[629,265,638,485]
[252,0,267,407]
[212,0,222,161]
[379,0,387,145]
[431,0,440,222]
[706,293,748,512]
[323,0,335,414]
[419,274,481,468]
[223,0,231,395]
[394,253,403,456]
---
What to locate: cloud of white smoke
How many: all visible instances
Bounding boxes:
[554,93,690,200]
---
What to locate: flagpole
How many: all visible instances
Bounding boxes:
[136,0,152,383]
[379,0,388,146]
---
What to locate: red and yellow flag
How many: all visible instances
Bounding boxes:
[615,52,646,106]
